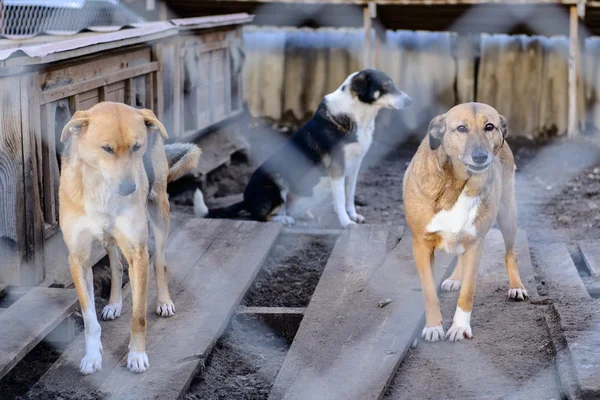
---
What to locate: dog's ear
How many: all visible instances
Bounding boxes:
[499,115,508,139]
[139,109,168,139]
[428,114,446,150]
[350,71,371,102]
[60,111,89,143]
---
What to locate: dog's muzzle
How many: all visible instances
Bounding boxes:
[390,92,412,110]
[118,179,137,196]
[465,150,492,172]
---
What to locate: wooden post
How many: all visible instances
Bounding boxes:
[363,5,372,68]
[568,5,579,137]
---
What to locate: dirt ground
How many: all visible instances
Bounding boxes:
[185,233,336,400]
[4,116,600,400]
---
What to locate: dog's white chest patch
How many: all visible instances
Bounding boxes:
[426,189,480,254]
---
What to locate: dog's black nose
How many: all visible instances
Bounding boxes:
[471,150,489,165]
[118,180,137,196]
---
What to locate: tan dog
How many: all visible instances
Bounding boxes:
[59,102,200,374]
[403,102,528,343]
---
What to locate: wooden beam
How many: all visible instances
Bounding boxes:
[568,5,580,137]
[363,5,372,68]
[39,62,158,105]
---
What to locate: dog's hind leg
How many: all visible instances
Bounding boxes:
[68,245,103,374]
[148,194,175,317]
[330,175,354,228]
[497,176,528,301]
[101,245,123,320]
[441,255,463,292]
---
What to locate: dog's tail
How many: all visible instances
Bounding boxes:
[164,143,201,183]
[193,188,246,218]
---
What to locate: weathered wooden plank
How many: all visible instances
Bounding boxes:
[563,331,600,398]
[568,5,579,136]
[0,287,78,379]
[0,76,26,285]
[40,62,159,105]
[98,220,282,399]
[20,73,45,285]
[269,225,455,400]
[192,127,249,177]
[532,242,589,300]
[578,239,600,275]
[40,102,60,227]
[238,306,306,316]
[172,43,183,138]
[37,219,227,392]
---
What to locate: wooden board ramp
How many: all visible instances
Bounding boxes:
[578,239,600,276]
[0,287,78,379]
[37,219,281,400]
[269,224,455,400]
[534,241,600,398]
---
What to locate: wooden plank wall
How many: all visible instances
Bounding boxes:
[161,25,244,141]
[0,76,26,285]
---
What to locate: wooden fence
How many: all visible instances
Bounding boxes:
[243,27,600,140]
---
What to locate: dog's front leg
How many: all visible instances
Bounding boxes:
[330,176,354,228]
[446,239,484,342]
[69,252,103,374]
[413,238,444,342]
[114,217,150,373]
[101,245,123,320]
[344,163,365,224]
[120,243,150,372]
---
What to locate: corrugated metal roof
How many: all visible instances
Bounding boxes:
[0,14,253,66]
[1,0,145,39]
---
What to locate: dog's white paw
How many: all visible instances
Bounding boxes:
[349,213,366,223]
[156,301,176,317]
[441,279,461,292]
[446,306,473,342]
[101,302,122,320]
[508,288,529,301]
[127,351,149,373]
[340,218,357,229]
[422,325,445,342]
[80,353,102,375]
[272,216,295,225]
[446,323,473,342]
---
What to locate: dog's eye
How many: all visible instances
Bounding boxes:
[132,144,141,152]
[484,123,495,131]
[456,125,468,133]
[102,145,114,154]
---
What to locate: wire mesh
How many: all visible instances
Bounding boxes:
[1,0,145,39]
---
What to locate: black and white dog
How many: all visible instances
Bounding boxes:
[194,69,412,228]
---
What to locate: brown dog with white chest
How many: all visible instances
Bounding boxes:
[403,102,528,343]
[59,102,200,374]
